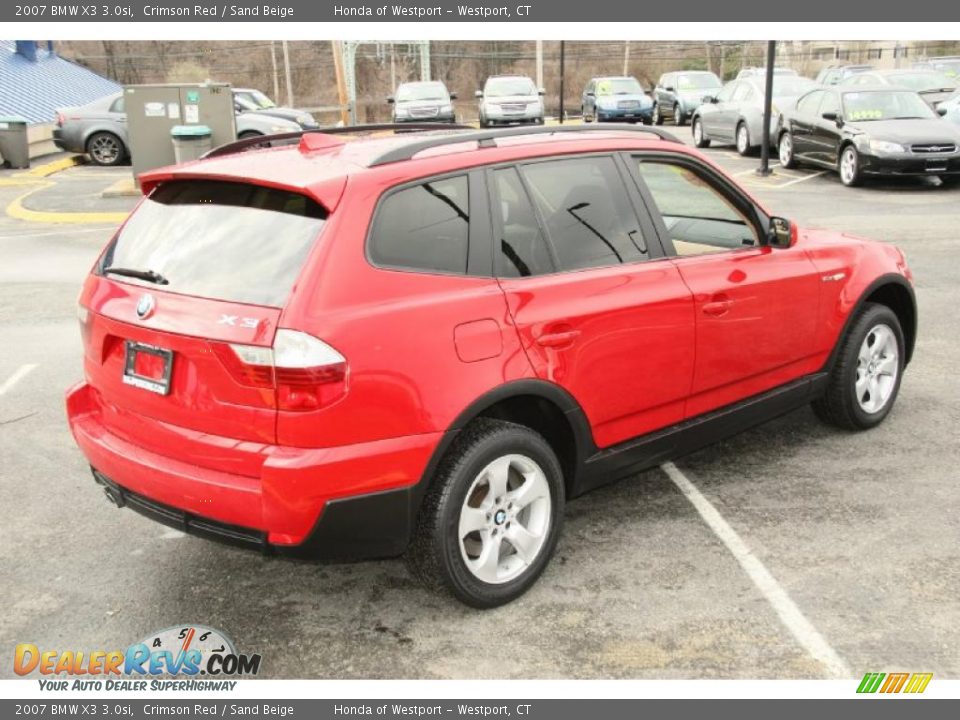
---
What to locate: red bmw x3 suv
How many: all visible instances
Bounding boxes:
[66,124,916,607]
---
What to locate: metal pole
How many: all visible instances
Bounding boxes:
[331,40,350,126]
[269,41,280,102]
[390,43,396,92]
[281,40,294,108]
[559,40,566,124]
[536,40,543,90]
[623,41,630,76]
[757,40,776,177]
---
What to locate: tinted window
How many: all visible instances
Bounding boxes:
[820,91,841,117]
[493,168,554,278]
[732,84,754,102]
[797,90,824,115]
[716,83,737,102]
[521,156,648,272]
[369,175,469,274]
[637,161,759,256]
[98,180,326,307]
[110,96,125,113]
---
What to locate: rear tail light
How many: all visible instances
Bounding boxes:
[56,111,65,128]
[211,329,348,412]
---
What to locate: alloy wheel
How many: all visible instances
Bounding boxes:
[737,124,750,154]
[458,454,552,585]
[855,324,899,414]
[840,148,858,185]
[779,133,793,166]
[90,135,121,165]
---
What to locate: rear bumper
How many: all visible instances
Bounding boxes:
[66,382,440,559]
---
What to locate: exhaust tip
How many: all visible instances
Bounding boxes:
[103,485,125,509]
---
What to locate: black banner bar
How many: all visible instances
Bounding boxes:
[5,0,960,22]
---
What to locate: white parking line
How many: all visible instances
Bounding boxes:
[0,364,37,396]
[661,461,851,679]
[776,170,828,187]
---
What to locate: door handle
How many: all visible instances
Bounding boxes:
[535,329,581,348]
[702,299,733,317]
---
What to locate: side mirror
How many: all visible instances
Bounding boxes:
[767,216,795,249]
[475,90,483,99]
[585,91,595,97]
[822,111,842,126]
[702,95,717,104]
[665,86,675,93]
[449,92,458,100]
[538,88,545,96]
[387,96,395,104]
[937,106,948,116]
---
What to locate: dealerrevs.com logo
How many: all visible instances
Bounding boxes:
[14,625,261,691]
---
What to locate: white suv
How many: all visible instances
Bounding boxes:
[476,75,545,127]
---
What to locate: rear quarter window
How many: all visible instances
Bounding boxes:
[97,180,326,307]
[368,175,470,274]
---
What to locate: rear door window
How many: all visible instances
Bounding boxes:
[98,180,326,307]
[492,167,555,277]
[519,156,649,272]
[368,175,470,274]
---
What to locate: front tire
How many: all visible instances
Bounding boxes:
[673,104,685,127]
[778,131,798,169]
[86,132,126,166]
[652,103,663,125]
[839,145,863,187]
[692,117,710,148]
[408,419,564,608]
[812,303,905,431]
[736,122,753,156]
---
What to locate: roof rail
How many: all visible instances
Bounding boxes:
[200,122,474,160]
[367,124,682,167]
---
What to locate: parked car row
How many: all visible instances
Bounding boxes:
[54,88,319,166]
[387,76,547,127]
[661,61,960,188]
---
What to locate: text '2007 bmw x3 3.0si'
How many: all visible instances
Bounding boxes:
[66,123,917,608]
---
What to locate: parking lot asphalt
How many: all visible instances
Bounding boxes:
[1,135,958,680]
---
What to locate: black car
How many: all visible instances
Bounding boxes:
[777,84,960,187]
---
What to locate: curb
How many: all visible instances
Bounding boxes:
[15,154,87,179]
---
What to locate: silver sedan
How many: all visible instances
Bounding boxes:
[691,75,817,156]
[53,92,303,166]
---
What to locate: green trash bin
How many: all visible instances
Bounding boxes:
[0,115,30,169]
[170,125,213,164]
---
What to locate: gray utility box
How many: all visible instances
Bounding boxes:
[124,83,236,185]
[0,115,30,169]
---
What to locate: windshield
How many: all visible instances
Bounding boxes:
[772,76,817,97]
[842,90,937,121]
[396,82,449,102]
[888,72,956,91]
[928,60,960,77]
[485,77,537,97]
[235,90,277,110]
[596,78,643,95]
[98,180,326,307]
[675,73,721,90]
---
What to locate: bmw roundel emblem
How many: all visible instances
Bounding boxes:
[136,294,156,319]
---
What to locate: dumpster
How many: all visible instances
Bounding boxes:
[171,125,212,164]
[0,116,30,169]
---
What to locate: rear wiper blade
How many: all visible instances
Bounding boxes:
[103,266,170,285]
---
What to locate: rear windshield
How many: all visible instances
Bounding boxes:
[98,180,326,307]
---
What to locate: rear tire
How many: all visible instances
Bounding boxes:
[86,132,126,166]
[812,303,905,431]
[778,131,798,169]
[238,130,262,139]
[692,117,710,148]
[408,418,564,608]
